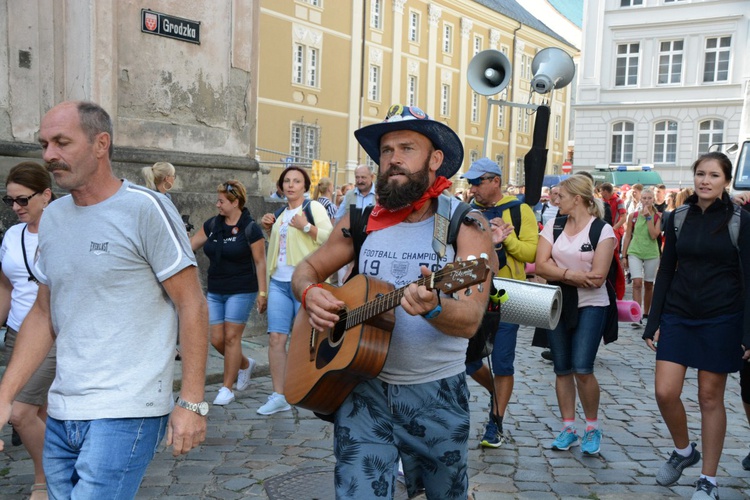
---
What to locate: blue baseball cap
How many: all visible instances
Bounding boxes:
[354,104,464,179]
[461,157,502,180]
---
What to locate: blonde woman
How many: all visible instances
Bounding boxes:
[142,162,176,198]
[535,175,616,456]
[312,177,337,222]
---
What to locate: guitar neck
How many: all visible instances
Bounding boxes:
[345,275,432,329]
[344,258,487,329]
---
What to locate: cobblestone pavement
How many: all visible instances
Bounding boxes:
[2,324,750,499]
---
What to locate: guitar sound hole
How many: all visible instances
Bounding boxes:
[328,309,347,346]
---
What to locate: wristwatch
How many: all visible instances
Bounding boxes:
[303,223,312,233]
[176,396,209,416]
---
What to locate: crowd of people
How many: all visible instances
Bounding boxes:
[0,100,748,500]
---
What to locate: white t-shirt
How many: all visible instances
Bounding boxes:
[540,216,615,307]
[272,206,301,282]
[0,223,39,331]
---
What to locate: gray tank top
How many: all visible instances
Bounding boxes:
[359,212,468,384]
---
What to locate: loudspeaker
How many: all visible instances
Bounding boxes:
[530,47,575,94]
[468,49,512,96]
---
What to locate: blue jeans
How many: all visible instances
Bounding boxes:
[267,278,300,334]
[44,415,168,499]
[207,292,257,325]
[547,306,607,375]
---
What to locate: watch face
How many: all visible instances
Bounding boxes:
[198,402,209,416]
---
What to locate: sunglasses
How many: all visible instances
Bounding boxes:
[2,192,40,207]
[466,176,496,187]
[224,183,235,194]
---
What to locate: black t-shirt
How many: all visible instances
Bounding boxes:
[203,209,264,294]
[654,201,667,213]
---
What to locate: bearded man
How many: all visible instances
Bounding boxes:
[292,104,494,499]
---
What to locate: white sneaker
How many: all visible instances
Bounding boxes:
[236,357,256,391]
[257,392,291,415]
[213,387,235,406]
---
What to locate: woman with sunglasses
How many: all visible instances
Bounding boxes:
[141,161,177,198]
[0,162,56,499]
[191,180,267,406]
[258,166,333,415]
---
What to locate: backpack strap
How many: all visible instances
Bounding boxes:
[446,201,473,250]
[672,205,689,240]
[347,205,374,281]
[729,204,741,251]
[588,217,605,251]
[632,211,638,227]
[273,200,316,226]
[552,215,569,242]
[510,204,522,238]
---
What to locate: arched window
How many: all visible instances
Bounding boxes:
[698,119,724,154]
[611,121,634,163]
[653,120,677,163]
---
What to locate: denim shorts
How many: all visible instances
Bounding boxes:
[267,278,300,335]
[547,306,607,375]
[44,415,168,499]
[207,292,257,325]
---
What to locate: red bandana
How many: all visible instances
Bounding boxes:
[367,176,453,233]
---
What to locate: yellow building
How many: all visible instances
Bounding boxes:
[257,0,576,191]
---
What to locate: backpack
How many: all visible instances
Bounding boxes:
[345,197,500,363]
[552,215,619,344]
[274,200,316,227]
[672,203,741,251]
[470,199,523,270]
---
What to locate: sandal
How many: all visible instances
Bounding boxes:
[30,483,48,500]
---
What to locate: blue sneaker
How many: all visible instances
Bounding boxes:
[581,428,602,455]
[551,428,579,451]
[480,414,505,448]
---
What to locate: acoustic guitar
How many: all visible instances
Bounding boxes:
[284,258,490,415]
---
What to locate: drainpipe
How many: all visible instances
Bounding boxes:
[508,22,522,183]
[357,1,368,164]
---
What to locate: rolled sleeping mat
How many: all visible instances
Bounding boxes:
[493,278,562,330]
[617,300,642,322]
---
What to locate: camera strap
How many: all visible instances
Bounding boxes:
[21,225,39,285]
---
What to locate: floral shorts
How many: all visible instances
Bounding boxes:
[333,372,470,499]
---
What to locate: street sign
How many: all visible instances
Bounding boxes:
[141,9,200,45]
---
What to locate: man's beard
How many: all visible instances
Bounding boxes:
[376,160,430,210]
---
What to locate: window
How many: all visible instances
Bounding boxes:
[293,44,319,87]
[611,121,635,163]
[497,105,505,128]
[302,0,321,6]
[407,76,417,106]
[496,154,504,169]
[371,0,382,29]
[409,11,419,42]
[290,122,320,161]
[441,84,450,116]
[658,40,683,85]
[473,36,482,56]
[520,55,529,80]
[368,65,380,102]
[554,115,561,140]
[471,93,479,122]
[698,119,724,154]
[703,36,731,83]
[443,24,453,53]
[522,111,529,133]
[653,120,678,163]
[615,43,639,86]
[515,158,525,186]
[620,0,642,6]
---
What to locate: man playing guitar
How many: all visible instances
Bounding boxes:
[292,104,495,499]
